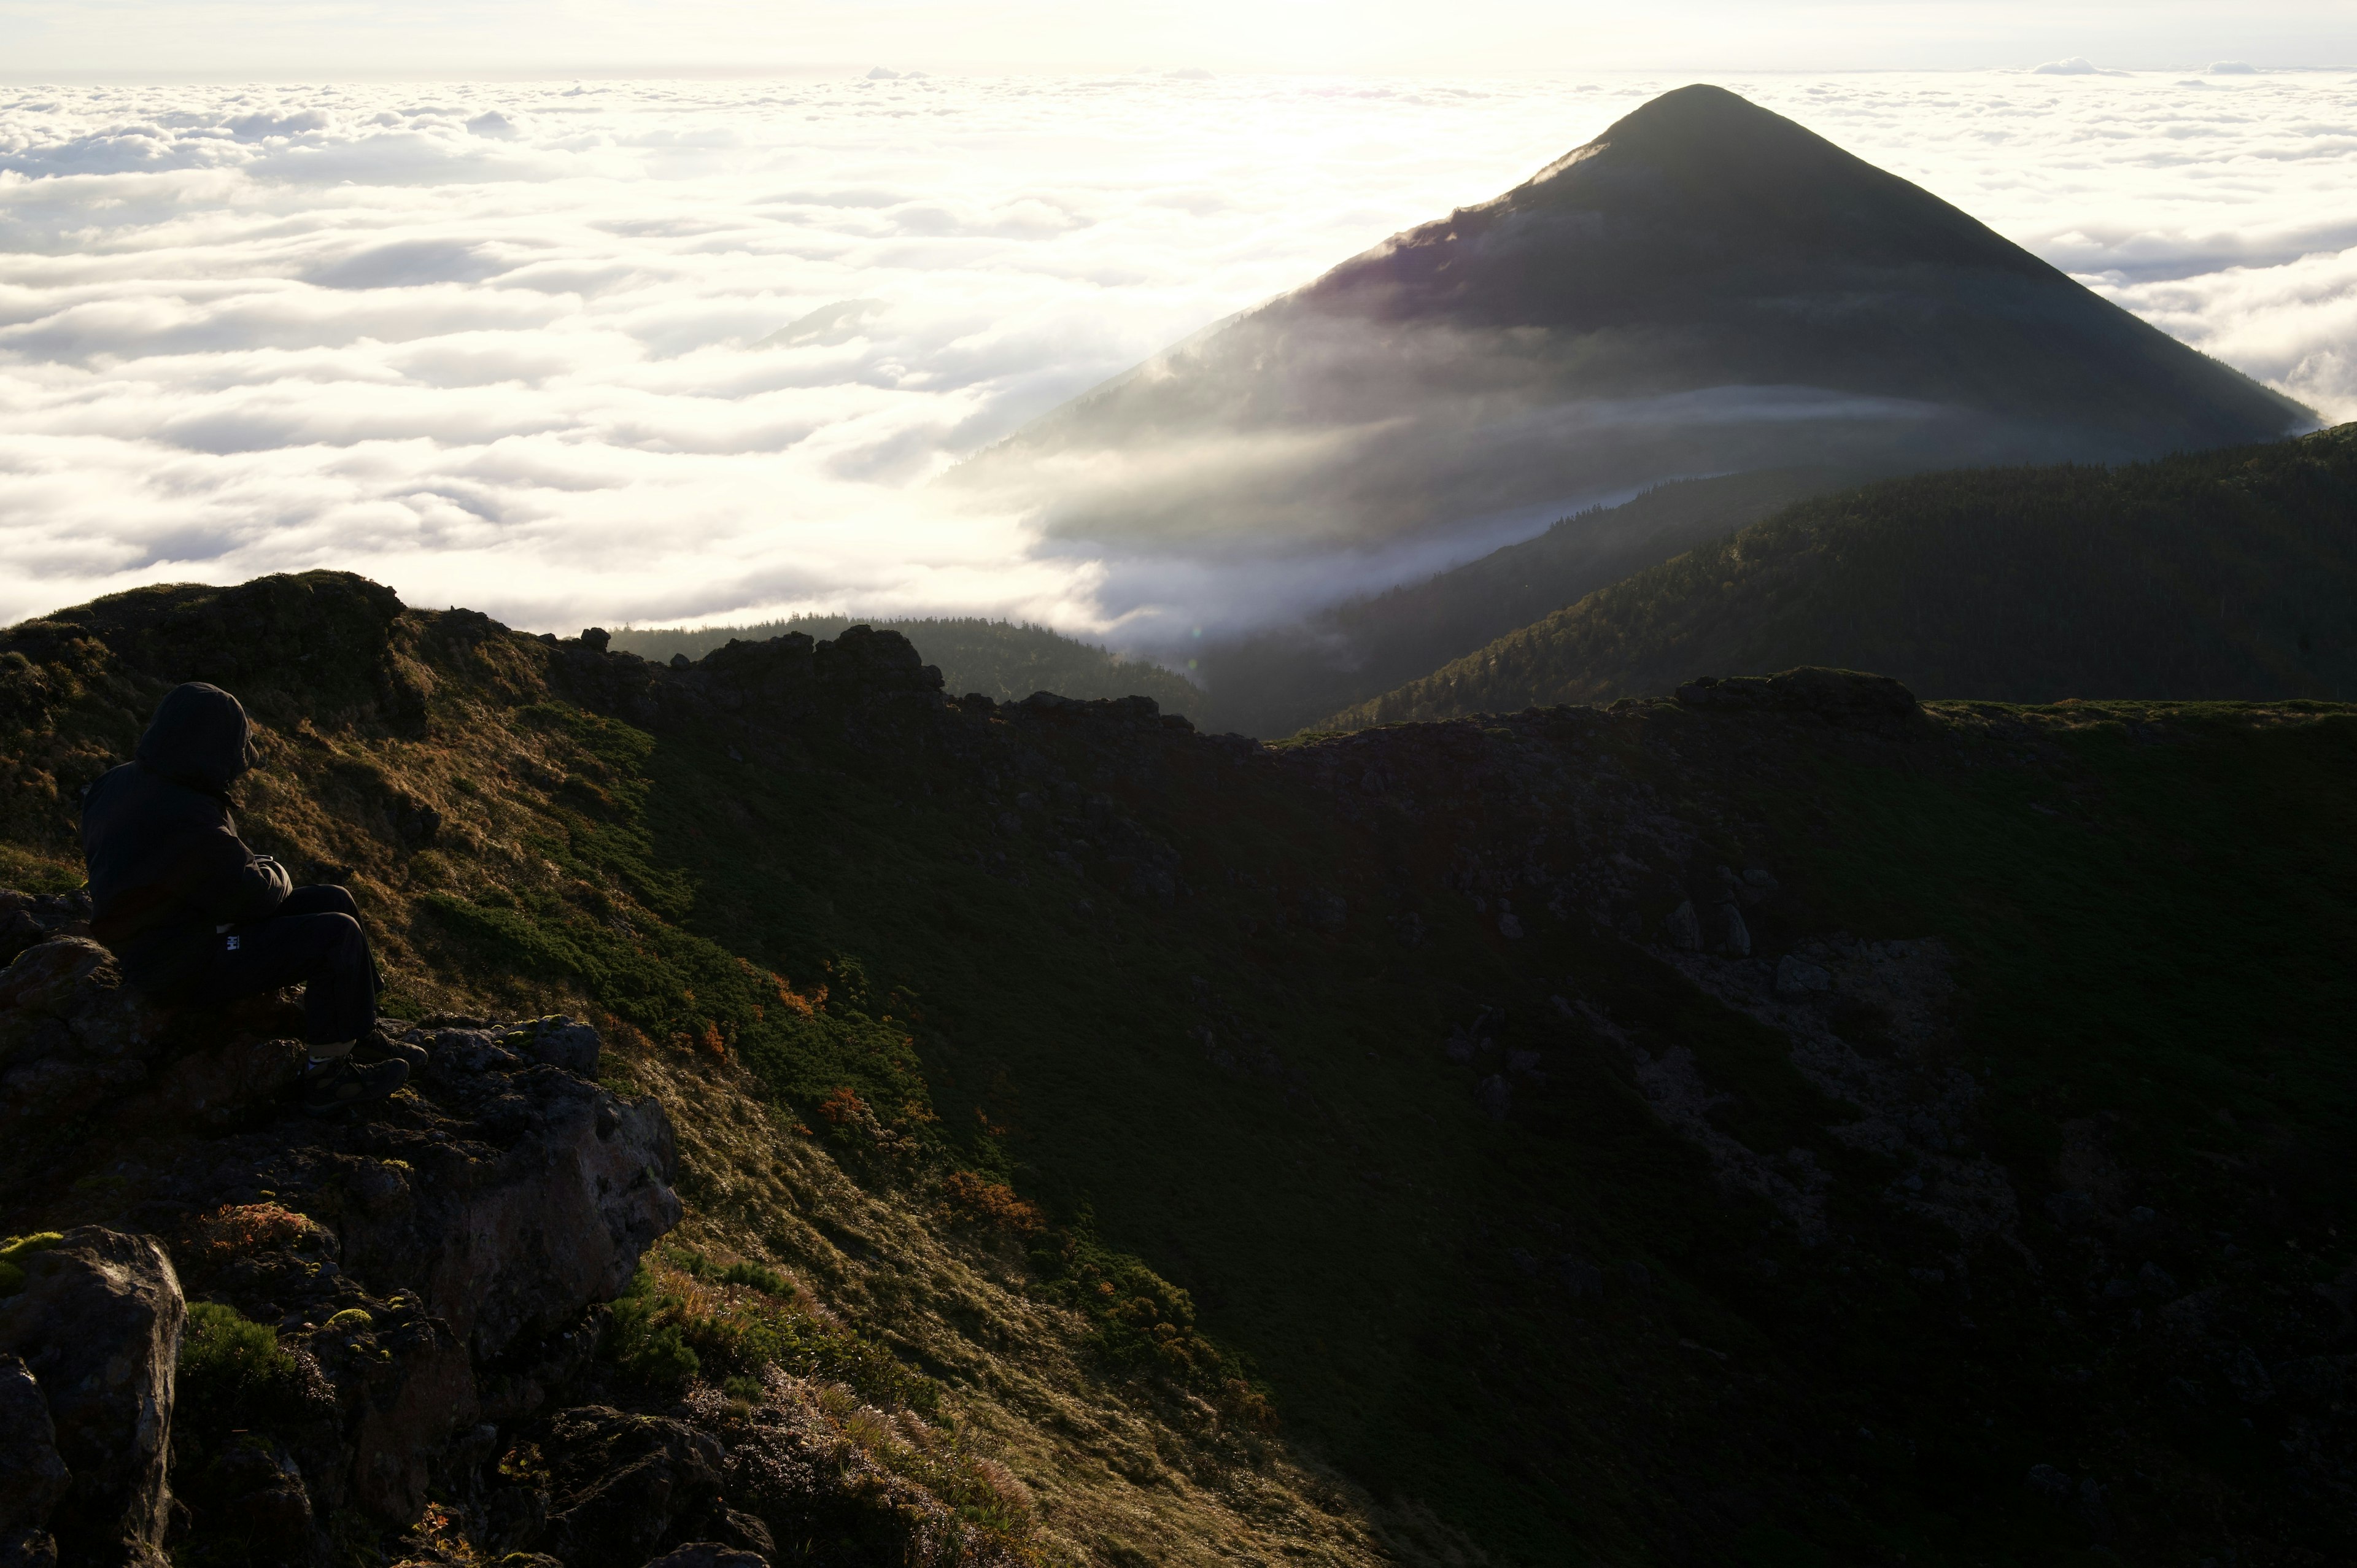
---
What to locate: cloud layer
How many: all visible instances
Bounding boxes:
[1,69,2353,638]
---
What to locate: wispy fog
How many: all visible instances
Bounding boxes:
[2,69,2353,638]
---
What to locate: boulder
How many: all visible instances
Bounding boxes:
[338,1040,679,1363]
[0,1229,185,1568]
[528,1407,730,1568]
[1774,954,1832,997]
[112,1035,308,1134]
[0,1356,70,1568]
[642,1546,767,1568]
[338,1305,480,1521]
[0,941,174,1184]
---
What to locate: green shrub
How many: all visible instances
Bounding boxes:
[720,1261,794,1297]
[178,1302,309,1434]
[608,1272,703,1389]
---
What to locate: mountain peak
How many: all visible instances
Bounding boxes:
[959,85,2308,595]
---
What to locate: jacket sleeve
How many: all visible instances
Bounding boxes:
[226,848,292,924]
[191,830,292,925]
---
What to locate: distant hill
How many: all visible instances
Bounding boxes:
[1324,427,2357,729]
[956,83,2309,597]
[611,616,1205,720]
[1199,467,1857,736]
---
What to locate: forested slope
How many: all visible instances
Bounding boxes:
[1328,428,2357,729]
[1201,468,1854,736]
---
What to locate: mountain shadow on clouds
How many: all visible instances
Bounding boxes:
[953,83,2310,614]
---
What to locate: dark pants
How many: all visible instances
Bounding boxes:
[191,885,377,1048]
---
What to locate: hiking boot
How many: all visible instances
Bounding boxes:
[355,1024,430,1072]
[300,1056,408,1116]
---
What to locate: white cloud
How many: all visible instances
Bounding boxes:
[0,70,2353,643]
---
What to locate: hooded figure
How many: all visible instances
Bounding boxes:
[83,682,288,985]
[82,683,408,1114]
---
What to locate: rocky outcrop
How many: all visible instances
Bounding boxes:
[0,1353,72,1568]
[0,930,684,1565]
[0,1229,185,1568]
[0,938,178,1194]
[1674,666,1919,725]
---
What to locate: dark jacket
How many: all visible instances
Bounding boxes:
[82,683,290,991]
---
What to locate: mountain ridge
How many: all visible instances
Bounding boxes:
[1322,425,2357,729]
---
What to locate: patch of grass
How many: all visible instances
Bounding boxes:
[0,844,77,895]
[606,1259,937,1415]
[1030,1216,1274,1424]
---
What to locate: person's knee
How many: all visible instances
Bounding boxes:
[309,885,360,919]
[322,912,366,957]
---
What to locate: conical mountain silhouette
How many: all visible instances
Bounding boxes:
[956,85,2309,603]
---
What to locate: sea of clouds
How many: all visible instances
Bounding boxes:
[1,68,2353,637]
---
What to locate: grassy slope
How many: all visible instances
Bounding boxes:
[611,617,1207,722]
[1325,428,2357,730]
[4,578,2355,1564]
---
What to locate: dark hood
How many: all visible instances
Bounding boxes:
[134,682,256,793]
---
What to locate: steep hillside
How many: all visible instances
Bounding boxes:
[1200,468,1856,736]
[611,617,1205,722]
[4,574,2355,1566]
[1328,427,2357,729]
[955,83,2307,580]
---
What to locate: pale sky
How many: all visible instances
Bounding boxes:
[1,0,2352,79]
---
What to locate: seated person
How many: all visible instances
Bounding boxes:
[81,682,407,1114]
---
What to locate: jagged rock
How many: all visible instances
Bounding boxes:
[0,890,91,970]
[0,941,175,1181]
[508,1019,602,1078]
[0,1229,184,1568]
[528,1407,730,1568]
[0,1356,70,1568]
[1664,901,1703,951]
[113,1035,308,1134]
[198,1436,312,1559]
[1476,1075,1510,1121]
[642,1545,767,1568]
[1773,953,1832,997]
[1717,902,1751,956]
[340,1304,479,1520]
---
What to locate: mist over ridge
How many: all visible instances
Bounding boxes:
[960,83,2310,663]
